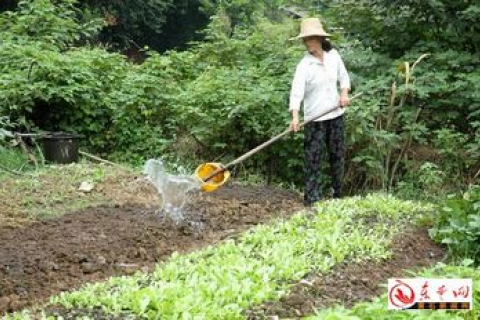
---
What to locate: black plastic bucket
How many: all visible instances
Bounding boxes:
[41,132,83,164]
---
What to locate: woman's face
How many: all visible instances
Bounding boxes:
[303,36,322,53]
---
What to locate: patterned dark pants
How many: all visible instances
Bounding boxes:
[303,115,345,205]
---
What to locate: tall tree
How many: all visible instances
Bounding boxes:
[329,0,480,56]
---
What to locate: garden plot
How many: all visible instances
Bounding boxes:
[2,194,447,319]
[0,164,451,319]
[0,182,302,315]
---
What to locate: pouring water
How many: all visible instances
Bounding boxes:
[144,159,200,222]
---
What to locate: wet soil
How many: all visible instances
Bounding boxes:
[0,183,303,315]
[245,228,447,319]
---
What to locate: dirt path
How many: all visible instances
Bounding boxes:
[245,228,446,319]
[0,183,303,315]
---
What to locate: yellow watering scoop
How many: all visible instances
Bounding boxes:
[194,162,231,192]
[195,92,363,192]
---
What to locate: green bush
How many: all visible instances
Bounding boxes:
[328,0,480,193]
[330,0,480,56]
[1,0,479,194]
[0,0,103,47]
[429,186,480,263]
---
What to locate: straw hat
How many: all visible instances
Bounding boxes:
[293,17,330,39]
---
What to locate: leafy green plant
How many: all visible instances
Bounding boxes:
[429,186,480,263]
[0,0,103,48]
[396,162,446,200]
[0,0,126,151]
[0,117,33,177]
[327,0,480,195]
[330,0,480,56]
[432,128,470,186]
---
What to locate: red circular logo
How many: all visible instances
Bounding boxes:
[389,280,416,308]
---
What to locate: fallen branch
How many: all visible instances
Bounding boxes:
[190,133,210,152]
[0,164,22,176]
[13,134,38,169]
[472,167,480,184]
[79,150,127,169]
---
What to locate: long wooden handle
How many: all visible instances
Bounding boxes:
[202,92,363,182]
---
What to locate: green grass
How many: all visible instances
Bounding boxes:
[0,161,137,221]
[0,145,33,178]
[2,195,431,319]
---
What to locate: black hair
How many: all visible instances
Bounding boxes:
[303,36,333,52]
[321,37,333,52]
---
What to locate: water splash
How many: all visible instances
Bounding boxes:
[144,159,200,222]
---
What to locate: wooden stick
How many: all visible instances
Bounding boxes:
[79,150,126,168]
[13,133,43,138]
[472,166,480,182]
[13,134,38,169]
[202,92,364,182]
[0,164,22,176]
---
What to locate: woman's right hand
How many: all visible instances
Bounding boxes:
[289,117,300,132]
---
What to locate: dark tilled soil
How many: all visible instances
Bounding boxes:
[0,183,303,315]
[245,228,447,319]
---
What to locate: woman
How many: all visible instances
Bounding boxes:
[289,17,351,206]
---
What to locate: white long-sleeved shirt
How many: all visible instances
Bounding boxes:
[289,49,351,121]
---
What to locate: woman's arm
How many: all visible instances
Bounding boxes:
[289,62,306,132]
[337,53,351,107]
[289,63,306,113]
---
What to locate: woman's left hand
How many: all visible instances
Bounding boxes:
[339,94,350,107]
